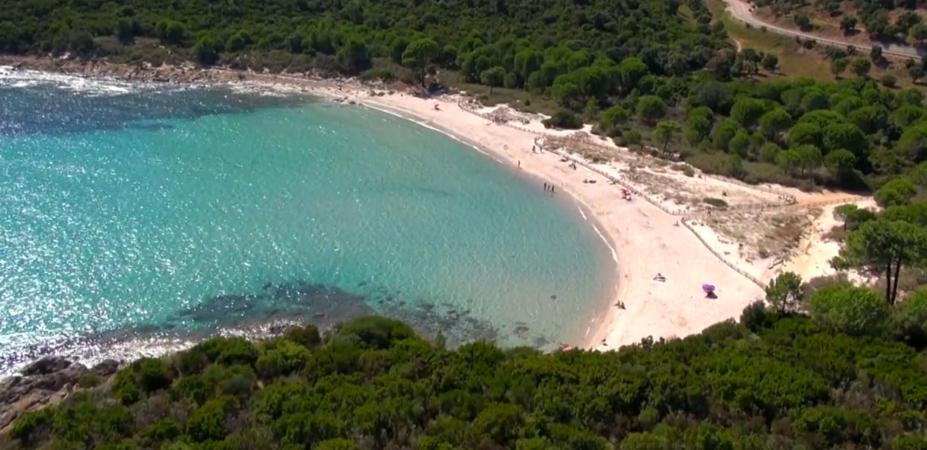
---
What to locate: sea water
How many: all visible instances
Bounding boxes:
[0,70,613,373]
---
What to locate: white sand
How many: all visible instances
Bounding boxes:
[303,88,765,349]
[780,198,876,282]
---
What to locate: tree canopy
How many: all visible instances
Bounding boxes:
[9,310,927,449]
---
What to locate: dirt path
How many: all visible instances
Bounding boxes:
[722,0,922,59]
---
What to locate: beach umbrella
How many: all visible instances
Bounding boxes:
[702,283,715,294]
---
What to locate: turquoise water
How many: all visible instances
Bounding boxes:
[0,73,612,370]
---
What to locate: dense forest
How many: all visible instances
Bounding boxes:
[4,293,927,450]
[5,0,927,188]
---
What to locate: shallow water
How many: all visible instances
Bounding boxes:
[0,71,613,373]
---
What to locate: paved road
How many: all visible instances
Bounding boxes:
[722,0,923,59]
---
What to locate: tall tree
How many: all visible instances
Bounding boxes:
[479,66,506,95]
[402,38,439,87]
[654,120,681,156]
[765,272,803,312]
[834,219,927,304]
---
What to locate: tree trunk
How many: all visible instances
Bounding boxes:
[891,257,903,305]
[886,263,894,304]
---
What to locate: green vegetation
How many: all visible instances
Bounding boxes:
[754,0,927,47]
[8,308,927,449]
[834,202,927,305]
[5,0,927,188]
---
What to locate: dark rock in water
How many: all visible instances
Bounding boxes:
[21,356,71,376]
[92,359,120,376]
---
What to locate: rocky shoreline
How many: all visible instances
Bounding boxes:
[0,55,264,85]
[0,54,411,99]
[0,356,119,435]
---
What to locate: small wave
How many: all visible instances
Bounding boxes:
[0,66,162,96]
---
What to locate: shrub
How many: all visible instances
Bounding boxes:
[882,74,898,88]
[220,367,256,399]
[284,324,322,348]
[187,397,234,442]
[636,95,667,123]
[599,105,630,135]
[112,369,142,404]
[543,110,583,129]
[174,346,209,375]
[875,178,917,207]
[197,337,259,366]
[140,418,182,443]
[473,403,525,445]
[893,289,927,348]
[193,36,220,65]
[337,316,416,349]
[256,341,311,379]
[171,374,211,405]
[622,130,643,147]
[78,372,103,388]
[131,357,175,393]
[703,197,728,208]
[316,439,360,450]
[741,301,770,332]
[11,409,52,443]
[808,284,889,336]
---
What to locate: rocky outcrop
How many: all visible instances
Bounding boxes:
[0,358,119,434]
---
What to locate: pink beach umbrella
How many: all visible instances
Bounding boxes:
[702,283,716,294]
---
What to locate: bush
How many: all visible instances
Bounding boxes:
[636,95,667,123]
[112,369,142,404]
[316,439,360,450]
[543,110,584,129]
[808,284,889,336]
[284,324,322,348]
[171,374,211,405]
[875,178,917,207]
[893,289,927,348]
[140,418,182,443]
[336,316,416,349]
[11,409,52,443]
[882,74,898,88]
[78,372,103,388]
[703,197,729,208]
[741,301,770,332]
[895,433,927,450]
[131,357,175,393]
[256,341,311,379]
[197,337,259,366]
[193,37,219,65]
[174,346,209,375]
[187,397,234,442]
[474,403,525,445]
[622,130,643,147]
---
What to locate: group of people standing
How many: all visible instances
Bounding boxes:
[543,182,556,193]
